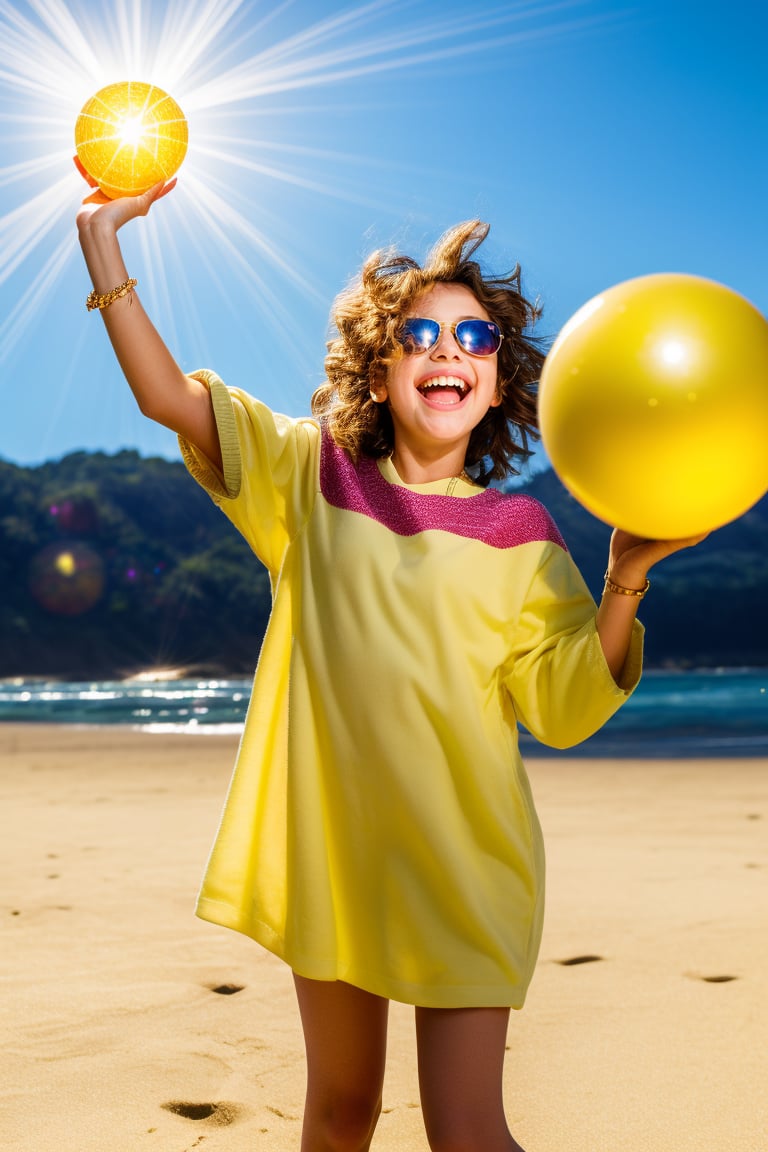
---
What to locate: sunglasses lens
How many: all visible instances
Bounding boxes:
[456,320,502,356]
[399,317,440,353]
[398,317,501,356]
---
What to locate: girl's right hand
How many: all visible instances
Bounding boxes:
[74,156,176,234]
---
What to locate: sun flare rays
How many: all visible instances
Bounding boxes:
[0,0,606,414]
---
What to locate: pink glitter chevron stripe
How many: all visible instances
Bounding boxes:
[320,430,567,551]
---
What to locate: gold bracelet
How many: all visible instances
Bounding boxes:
[604,569,650,598]
[86,277,138,312]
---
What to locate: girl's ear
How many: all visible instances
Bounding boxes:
[369,366,388,403]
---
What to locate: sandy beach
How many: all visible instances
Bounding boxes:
[2,723,766,1151]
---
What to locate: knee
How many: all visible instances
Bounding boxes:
[313,1091,382,1152]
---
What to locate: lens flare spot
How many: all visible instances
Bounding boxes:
[55,551,76,577]
[29,542,106,616]
[48,498,100,535]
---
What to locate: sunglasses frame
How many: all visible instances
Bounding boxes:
[398,316,503,358]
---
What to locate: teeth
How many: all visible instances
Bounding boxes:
[419,376,469,396]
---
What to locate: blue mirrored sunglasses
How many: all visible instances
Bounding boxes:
[397,316,503,357]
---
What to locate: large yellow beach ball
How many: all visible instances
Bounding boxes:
[75,81,188,199]
[538,273,768,539]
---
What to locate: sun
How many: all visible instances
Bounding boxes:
[0,0,603,392]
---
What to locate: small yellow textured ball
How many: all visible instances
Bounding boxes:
[75,80,188,199]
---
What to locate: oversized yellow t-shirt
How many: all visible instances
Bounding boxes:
[179,370,643,1009]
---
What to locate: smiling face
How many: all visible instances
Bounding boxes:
[375,282,501,480]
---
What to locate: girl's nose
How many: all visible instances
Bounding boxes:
[430,327,461,358]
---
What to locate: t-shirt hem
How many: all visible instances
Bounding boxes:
[195,896,529,1010]
[178,369,242,500]
[590,616,644,697]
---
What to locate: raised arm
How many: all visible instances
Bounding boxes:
[597,528,707,681]
[76,175,222,470]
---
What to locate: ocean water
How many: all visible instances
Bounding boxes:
[1,668,766,757]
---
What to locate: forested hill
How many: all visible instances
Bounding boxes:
[1,449,766,678]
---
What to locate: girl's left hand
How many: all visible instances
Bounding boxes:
[607,528,709,589]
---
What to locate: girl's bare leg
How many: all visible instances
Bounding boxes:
[293,974,389,1152]
[415,1004,525,1152]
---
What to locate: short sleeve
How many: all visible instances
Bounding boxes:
[502,541,644,749]
[178,369,321,577]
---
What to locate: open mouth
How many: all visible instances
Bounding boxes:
[417,376,470,404]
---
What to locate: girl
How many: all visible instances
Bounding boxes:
[77,178,701,1152]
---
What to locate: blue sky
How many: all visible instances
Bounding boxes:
[0,0,765,473]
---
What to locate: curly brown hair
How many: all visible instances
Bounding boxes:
[311,219,545,483]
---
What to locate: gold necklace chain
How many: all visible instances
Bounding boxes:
[445,470,470,496]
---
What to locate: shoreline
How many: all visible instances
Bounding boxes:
[1,718,768,755]
[2,662,766,683]
[2,719,767,760]
[2,667,767,760]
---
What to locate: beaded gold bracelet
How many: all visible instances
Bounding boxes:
[86,277,138,312]
[604,569,650,599]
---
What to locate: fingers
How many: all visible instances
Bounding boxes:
[648,531,710,554]
[154,177,177,200]
[77,178,177,226]
[129,179,176,219]
[73,153,178,207]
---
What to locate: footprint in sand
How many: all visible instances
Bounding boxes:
[557,954,604,966]
[161,1101,241,1125]
[684,971,739,984]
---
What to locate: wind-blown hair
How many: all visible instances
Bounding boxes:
[311,220,545,483]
